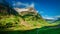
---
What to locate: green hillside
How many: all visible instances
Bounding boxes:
[0,5,48,31]
[0,5,59,31]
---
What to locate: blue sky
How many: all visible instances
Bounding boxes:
[0,0,60,19]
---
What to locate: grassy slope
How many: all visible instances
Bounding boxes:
[0,8,60,34]
[0,7,60,31]
[0,9,47,31]
[0,12,60,31]
[0,27,60,34]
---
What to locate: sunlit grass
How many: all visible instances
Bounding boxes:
[0,13,60,31]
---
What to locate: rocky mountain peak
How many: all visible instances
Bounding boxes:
[14,7,37,16]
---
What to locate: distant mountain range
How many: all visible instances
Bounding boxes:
[45,17,60,23]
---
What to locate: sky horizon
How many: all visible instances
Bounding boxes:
[0,0,60,19]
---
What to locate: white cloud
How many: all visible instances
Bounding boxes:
[55,16,60,18]
[45,17,55,19]
[42,15,55,20]
[42,15,60,20]
[43,17,55,20]
[54,15,60,20]
[12,2,34,8]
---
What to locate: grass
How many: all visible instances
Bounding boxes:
[0,12,60,31]
[0,26,60,34]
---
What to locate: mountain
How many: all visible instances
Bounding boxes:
[0,4,47,31]
[57,17,60,21]
[44,18,55,23]
[45,16,60,23]
[54,17,60,23]
[14,7,47,30]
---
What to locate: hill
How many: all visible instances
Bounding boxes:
[0,3,48,31]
